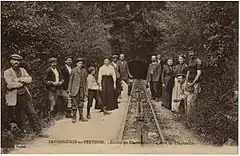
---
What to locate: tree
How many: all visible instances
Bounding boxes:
[98,2,165,61]
[1,2,113,151]
[147,1,238,145]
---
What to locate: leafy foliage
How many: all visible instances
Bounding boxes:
[98,2,165,61]
[147,1,238,145]
[1,1,112,151]
[1,2,238,150]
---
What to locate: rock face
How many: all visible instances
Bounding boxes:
[223,138,237,146]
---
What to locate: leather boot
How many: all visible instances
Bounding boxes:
[72,109,77,123]
[49,111,55,124]
[102,107,111,115]
[86,107,91,119]
[66,108,73,118]
[78,108,88,122]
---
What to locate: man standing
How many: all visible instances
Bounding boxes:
[110,55,121,100]
[185,50,202,118]
[147,55,161,102]
[117,54,133,96]
[173,74,187,114]
[43,57,70,120]
[4,54,48,137]
[157,54,163,100]
[60,56,73,118]
[68,58,88,123]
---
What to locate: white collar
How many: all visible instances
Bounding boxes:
[51,67,57,71]
[65,64,71,68]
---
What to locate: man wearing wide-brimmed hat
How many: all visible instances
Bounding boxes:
[4,54,48,137]
[68,57,88,123]
[43,57,69,120]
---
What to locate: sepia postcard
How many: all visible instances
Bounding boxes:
[1,1,238,154]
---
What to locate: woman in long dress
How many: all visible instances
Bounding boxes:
[171,55,188,113]
[162,58,174,110]
[98,57,118,111]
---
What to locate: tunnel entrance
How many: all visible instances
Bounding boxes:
[127,52,153,80]
[128,60,148,79]
[122,45,156,80]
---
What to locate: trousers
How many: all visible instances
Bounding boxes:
[123,79,132,96]
[8,93,42,133]
[150,81,159,98]
[116,78,122,98]
[72,88,85,113]
[48,89,70,112]
[87,90,103,108]
[185,83,201,117]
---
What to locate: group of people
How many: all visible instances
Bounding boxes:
[146,50,202,117]
[3,49,201,136]
[4,53,133,136]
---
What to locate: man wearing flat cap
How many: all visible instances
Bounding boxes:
[4,54,48,137]
[117,54,133,97]
[60,56,73,118]
[43,57,69,120]
[147,55,161,102]
[110,54,122,101]
[68,57,88,123]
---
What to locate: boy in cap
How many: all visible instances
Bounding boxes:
[43,57,69,120]
[4,54,48,137]
[68,57,88,123]
[87,66,111,119]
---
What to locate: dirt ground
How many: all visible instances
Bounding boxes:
[10,81,237,154]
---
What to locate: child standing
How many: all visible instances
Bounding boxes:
[172,74,187,114]
[87,67,111,119]
[68,57,88,123]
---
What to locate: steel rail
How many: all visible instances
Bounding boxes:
[116,79,136,143]
[140,80,166,144]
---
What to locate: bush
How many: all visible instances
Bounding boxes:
[148,1,238,145]
[1,1,112,151]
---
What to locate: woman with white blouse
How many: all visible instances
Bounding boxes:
[98,57,118,110]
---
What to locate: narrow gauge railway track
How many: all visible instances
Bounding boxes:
[120,79,165,144]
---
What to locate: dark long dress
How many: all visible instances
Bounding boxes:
[101,75,118,110]
[162,65,174,110]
